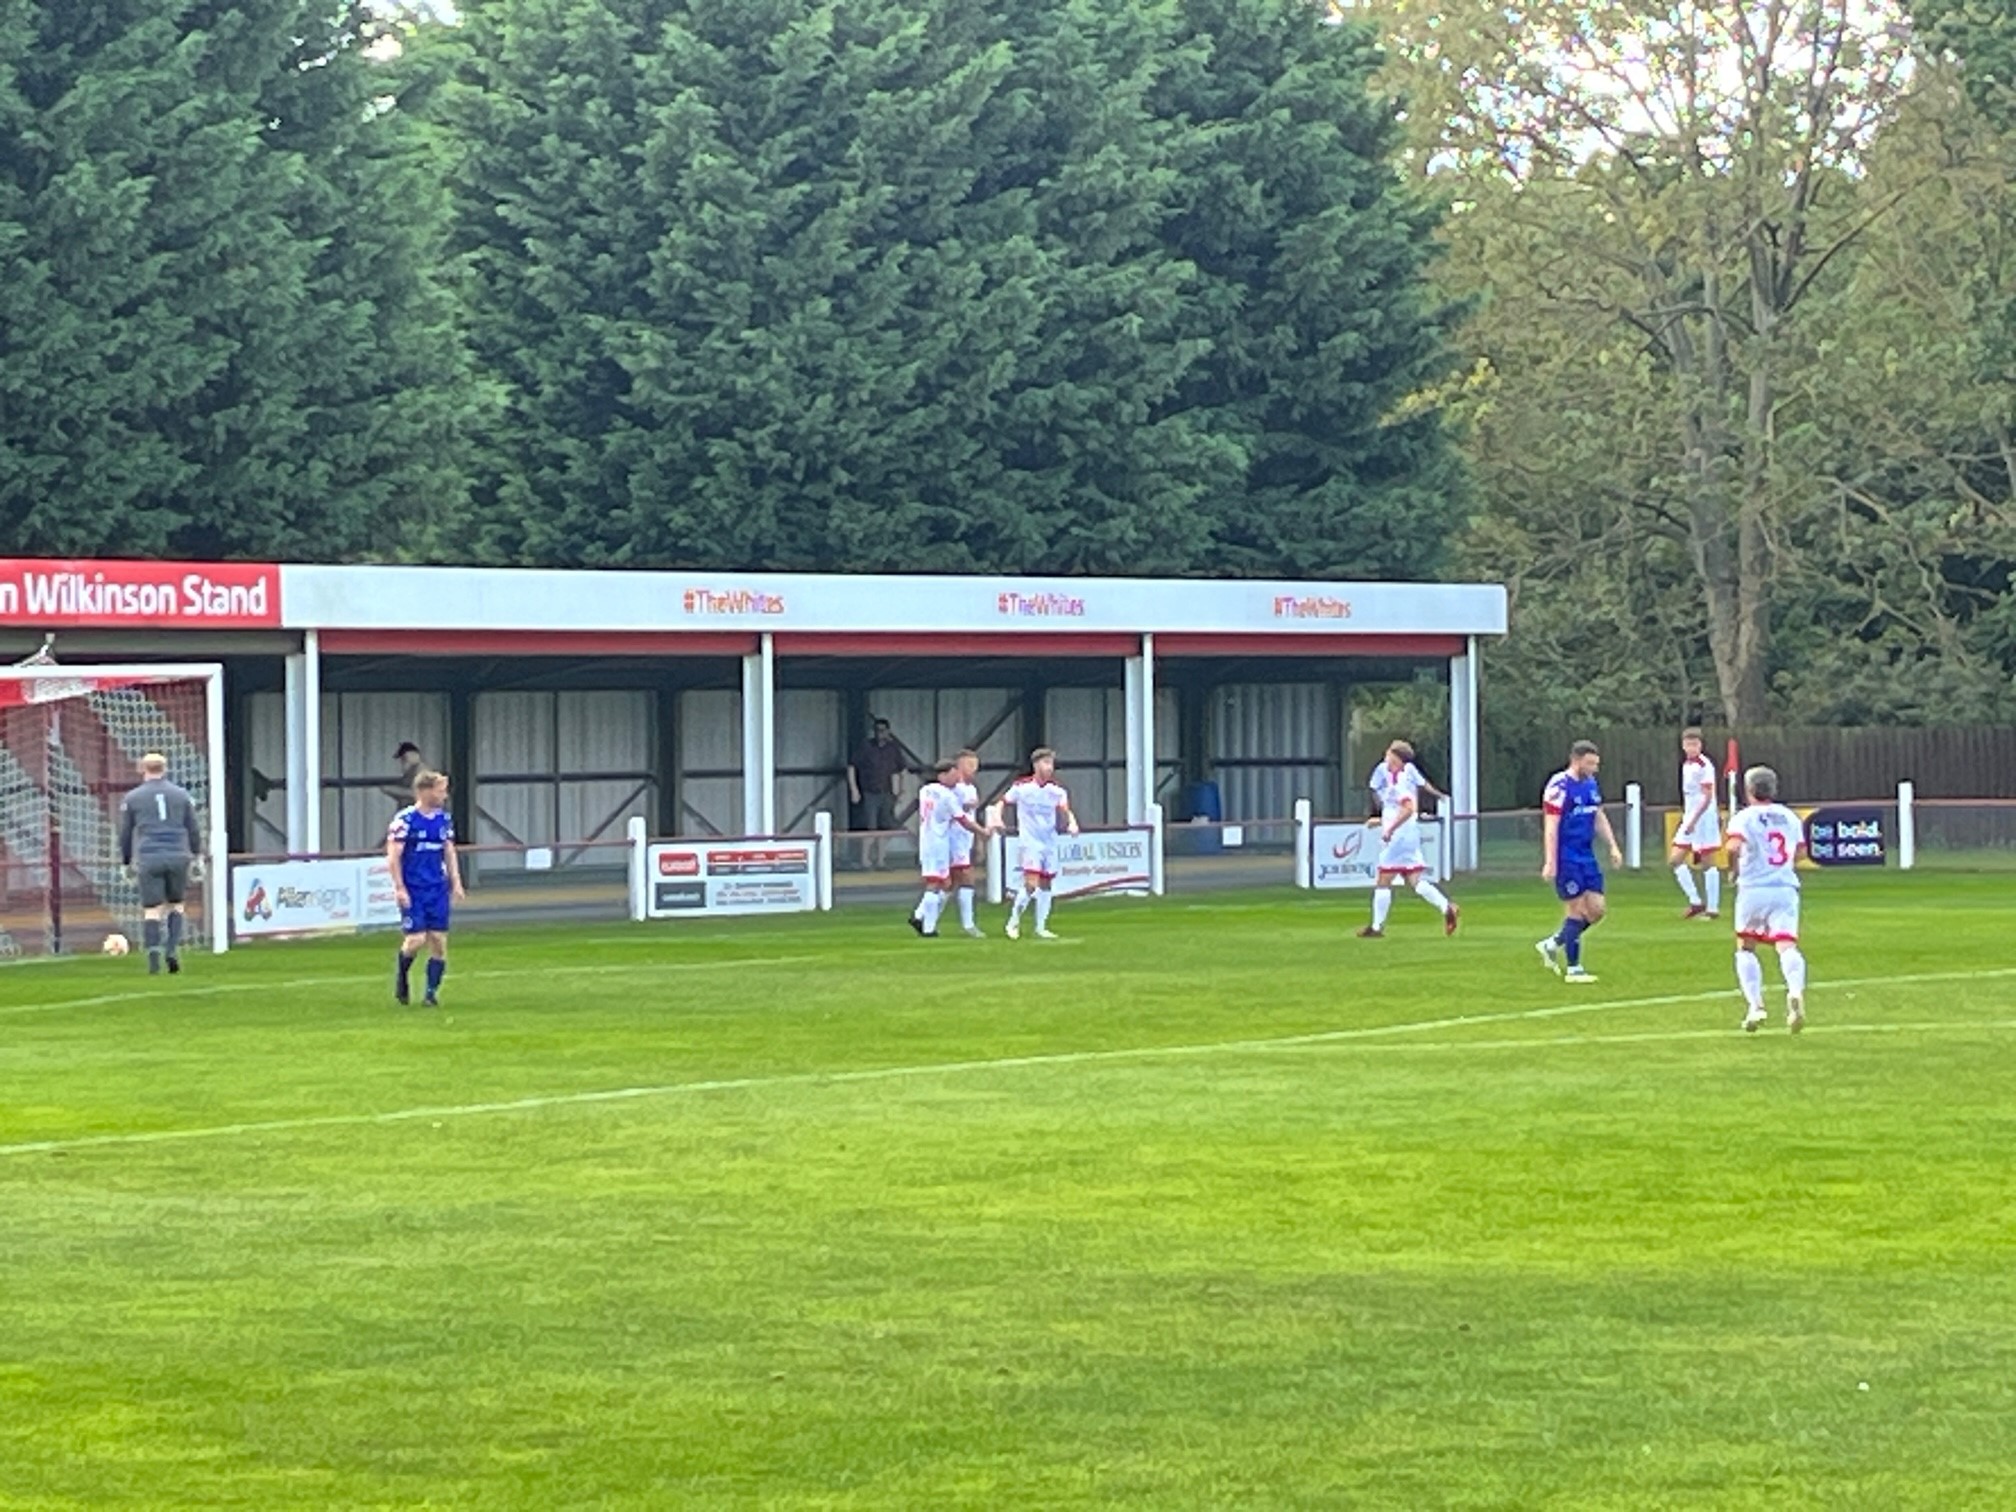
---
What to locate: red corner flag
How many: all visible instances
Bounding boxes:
[1724,738,1742,812]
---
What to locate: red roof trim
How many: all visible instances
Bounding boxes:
[1156,633,1465,658]
[319,630,759,657]
[773,632,1139,658]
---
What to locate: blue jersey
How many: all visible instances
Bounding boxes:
[389,805,455,891]
[1543,770,1604,862]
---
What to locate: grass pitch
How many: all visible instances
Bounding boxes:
[3,872,2014,1509]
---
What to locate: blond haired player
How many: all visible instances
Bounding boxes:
[1672,727,1723,919]
[947,748,985,936]
[1003,747,1077,940]
[1724,765,1809,1033]
[1357,740,1459,938]
[909,759,988,938]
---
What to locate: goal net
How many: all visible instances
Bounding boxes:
[0,664,226,960]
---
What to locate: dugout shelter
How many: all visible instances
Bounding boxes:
[0,558,1506,947]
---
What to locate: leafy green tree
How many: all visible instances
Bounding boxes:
[0,1,480,560]
[1377,0,1923,726]
[435,0,1459,576]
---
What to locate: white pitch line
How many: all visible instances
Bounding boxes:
[3,966,2013,1160]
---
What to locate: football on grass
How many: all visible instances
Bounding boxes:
[102,933,130,956]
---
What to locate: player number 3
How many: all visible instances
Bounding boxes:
[1766,831,1789,866]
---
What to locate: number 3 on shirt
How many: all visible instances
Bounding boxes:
[1765,830,1790,866]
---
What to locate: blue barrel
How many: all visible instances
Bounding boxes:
[1184,780,1223,854]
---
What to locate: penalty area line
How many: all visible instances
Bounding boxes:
[3,966,2013,1160]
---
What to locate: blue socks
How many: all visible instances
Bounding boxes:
[165,911,184,958]
[1558,917,1589,967]
[396,951,416,993]
[425,958,446,997]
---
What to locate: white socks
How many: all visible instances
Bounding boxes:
[957,887,975,928]
[1009,887,1032,924]
[1735,950,1765,1008]
[920,891,945,932]
[1414,879,1451,914]
[1705,868,1722,912]
[1675,864,1702,906]
[912,893,928,921]
[1034,890,1054,931]
[1780,946,1807,996]
[1371,888,1394,930]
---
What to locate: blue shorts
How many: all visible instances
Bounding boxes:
[1555,859,1605,901]
[401,889,452,935]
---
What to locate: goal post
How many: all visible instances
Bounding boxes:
[0,663,229,959]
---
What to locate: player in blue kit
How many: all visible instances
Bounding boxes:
[1537,740,1624,985]
[387,771,465,1006]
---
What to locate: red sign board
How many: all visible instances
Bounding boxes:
[0,559,281,628]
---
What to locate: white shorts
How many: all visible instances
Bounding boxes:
[1018,839,1059,879]
[950,830,976,869]
[1675,823,1723,854]
[1376,824,1426,875]
[1735,886,1800,944]
[919,837,952,883]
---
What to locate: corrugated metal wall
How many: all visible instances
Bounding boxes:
[864,687,1023,801]
[1210,683,1336,820]
[1041,687,1179,826]
[778,689,844,833]
[472,690,652,856]
[678,689,742,835]
[245,690,451,853]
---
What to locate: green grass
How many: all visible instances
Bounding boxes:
[3,872,2014,1509]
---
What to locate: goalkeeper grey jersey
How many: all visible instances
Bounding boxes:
[120,778,201,863]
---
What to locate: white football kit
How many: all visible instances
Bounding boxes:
[1676,756,1722,852]
[1370,761,1428,873]
[1729,802,1804,943]
[949,778,980,867]
[1008,777,1070,878]
[916,781,964,881]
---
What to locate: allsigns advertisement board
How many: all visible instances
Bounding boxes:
[1311,821,1445,889]
[233,858,401,938]
[646,841,818,918]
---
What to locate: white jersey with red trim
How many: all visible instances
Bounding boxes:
[1370,761,1427,872]
[949,779,981,865]
[1729,803,1802,891]
[917,781,962,879]
[1008,778,1070,845]
[1676,756,1722,848]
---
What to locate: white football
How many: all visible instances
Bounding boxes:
[102,933,131,957]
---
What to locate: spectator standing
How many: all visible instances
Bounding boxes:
[848,718,908,868]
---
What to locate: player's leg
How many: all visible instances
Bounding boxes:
[1703,855,1723,917]
[1736,938,1768,1031]
[917,880,947,936]
[162,863,189,972]
[1006,858,1037,938]
[137,862,170,973]
[395,929,424,1004]
[1772,893,1806,1031]
[1777,938,1807,1031]
[1671,843,1704,913]
[1360,878,1394,937]
[1561,893,1604,982]
[1033,877,1058,938]
[1409,871,1457,934]
[951,864,981,936]
[423,931,448,1005]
